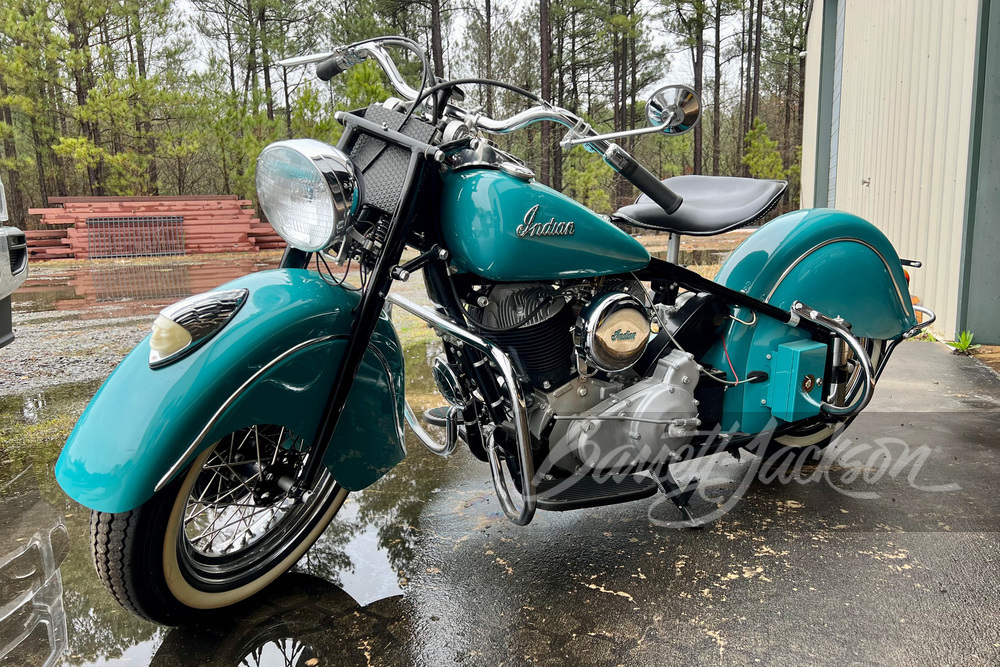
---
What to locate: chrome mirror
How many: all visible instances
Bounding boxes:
[646,85,701,135]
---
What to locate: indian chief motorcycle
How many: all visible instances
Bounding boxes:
[55,37,935,624]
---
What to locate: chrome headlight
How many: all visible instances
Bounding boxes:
[255,139,363,252]
[149,288,249,368]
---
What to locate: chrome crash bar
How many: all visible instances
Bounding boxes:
[402,402,460,457]
[386,294,537,526]
[790,301,876,418]
[790,300,937,419]
[879,304,937,379]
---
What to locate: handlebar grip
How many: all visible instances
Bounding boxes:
[316,55,347,82]
[619,156,683,215]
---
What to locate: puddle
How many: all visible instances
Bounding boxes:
[0,329,454,665]
[13,256,281,318]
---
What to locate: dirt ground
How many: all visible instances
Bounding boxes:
[972,345,1000,377]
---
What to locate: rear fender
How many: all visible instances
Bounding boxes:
[54,269,406,513]
[702,208,917,432]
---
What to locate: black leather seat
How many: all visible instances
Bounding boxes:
[612,175,787,236]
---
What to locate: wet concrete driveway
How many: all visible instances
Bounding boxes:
[1,259,999,666]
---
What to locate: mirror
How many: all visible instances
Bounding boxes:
[646,85,701,135]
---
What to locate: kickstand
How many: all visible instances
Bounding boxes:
[655,464,703,529]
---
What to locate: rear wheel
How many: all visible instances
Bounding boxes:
[91,424,348,625]
[763,338,886,462]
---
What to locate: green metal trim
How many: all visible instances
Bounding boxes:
[812,0,840,208]
[957,0,991,334]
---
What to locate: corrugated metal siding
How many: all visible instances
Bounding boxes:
[833,0,979,339]
[800,0,825,209]
[827,0,846,207]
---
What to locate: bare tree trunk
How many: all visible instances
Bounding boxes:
[539,0,551,186]
[132,11,159,194]
[430,0,445,79]
[244,0,258,106]
[68,18,101,195]
[283,68,293,139]
[0,76,24,228]
[259,6,274,121]
[750,0,764,124]
[30,124,48,204]
[615,2,630,206]
[712,0,722,175]
[693,6,704,175]
[553,8,564,191]
[225,17,237,94]
[484,0,494,117]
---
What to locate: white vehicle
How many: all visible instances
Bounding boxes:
[0,177,27,348]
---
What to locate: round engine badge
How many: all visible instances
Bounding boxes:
[577,292,651,372]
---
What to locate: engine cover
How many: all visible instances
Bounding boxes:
[550,349,701,471]
[575,292,650,372]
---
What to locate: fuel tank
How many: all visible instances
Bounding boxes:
[440,168,650,281]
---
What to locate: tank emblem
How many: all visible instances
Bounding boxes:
[517,205,575,238]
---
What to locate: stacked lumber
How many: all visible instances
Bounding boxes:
[24,228,74,260]
[248,221,286,251]
[27,196,279,259]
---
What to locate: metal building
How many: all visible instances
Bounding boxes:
[802,0,998,343]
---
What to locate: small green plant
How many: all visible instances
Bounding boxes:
[946,330,981,355]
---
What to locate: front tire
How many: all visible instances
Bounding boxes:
[91,424,348,625]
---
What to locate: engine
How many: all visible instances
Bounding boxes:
[478,284,576,388]
[466,281,702,475]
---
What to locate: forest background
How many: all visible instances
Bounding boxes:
[0,0,809,229]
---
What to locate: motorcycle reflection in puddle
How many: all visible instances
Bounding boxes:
[148,573,407,666]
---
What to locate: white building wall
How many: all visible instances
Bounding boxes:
[805,0,980,339]
[799,0,825,209]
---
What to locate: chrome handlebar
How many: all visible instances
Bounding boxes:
[280,42,597,146]
[278,39,423,102]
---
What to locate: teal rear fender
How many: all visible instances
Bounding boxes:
[55,269,406,514]
[716,208,916,338]
[702,208,918,433]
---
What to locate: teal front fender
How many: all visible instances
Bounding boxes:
[55,269,406,513]
[702,208,918,433]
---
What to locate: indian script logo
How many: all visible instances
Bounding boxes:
[516,205,575,238]
[611,329,637,341]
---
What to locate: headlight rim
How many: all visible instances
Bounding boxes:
[255,138,364,253]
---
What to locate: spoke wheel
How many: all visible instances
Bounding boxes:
[91,424,348,625]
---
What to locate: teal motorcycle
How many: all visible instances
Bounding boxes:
[56,37,934,625]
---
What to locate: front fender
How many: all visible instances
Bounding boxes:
[55,269,406,513]
[703,208,917,432]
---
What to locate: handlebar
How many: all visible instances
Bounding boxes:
[289,39,684,214]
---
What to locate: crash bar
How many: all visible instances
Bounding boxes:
[386,293,537,525]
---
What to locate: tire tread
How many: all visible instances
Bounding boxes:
[90,510,150,621]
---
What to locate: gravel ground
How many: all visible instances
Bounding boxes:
[0,308,153,393]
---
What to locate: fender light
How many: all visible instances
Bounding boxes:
[149,288,249,369]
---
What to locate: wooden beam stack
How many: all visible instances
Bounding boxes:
[27,196,282,259]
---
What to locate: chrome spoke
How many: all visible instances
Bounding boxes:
[180,424,330,563]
